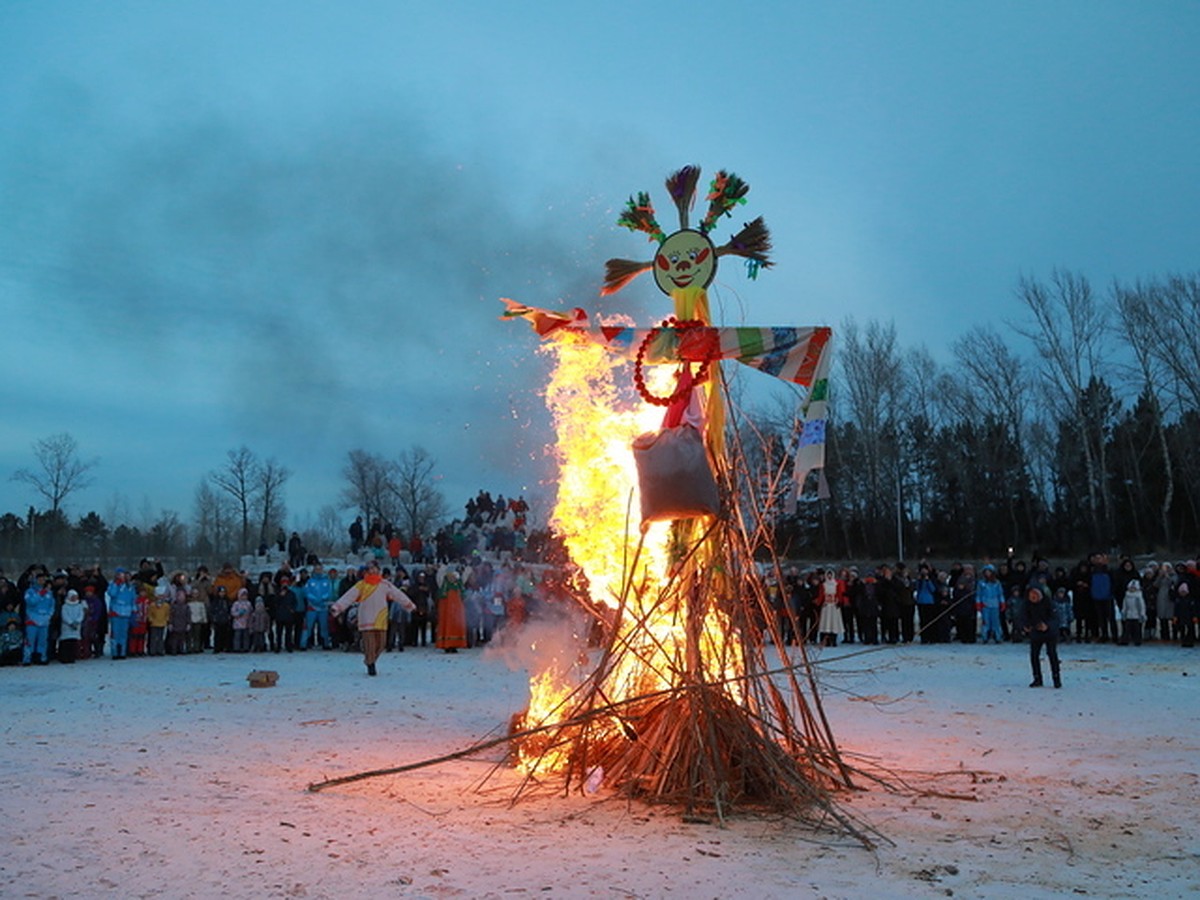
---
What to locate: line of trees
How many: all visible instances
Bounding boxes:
[773,270,1200,560]
[3,441,448,568]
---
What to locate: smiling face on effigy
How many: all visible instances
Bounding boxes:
[653,229,716,294]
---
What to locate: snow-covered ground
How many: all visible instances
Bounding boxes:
[4,638,1198,899]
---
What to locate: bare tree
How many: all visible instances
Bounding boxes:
[1114,279,1176,545]
[193,480,237,559]
[836,317,906,551]
[313,504,347,554]
[1014,270,1113,543]
[951,325,1030,440]
[340,450,396,525]
[256,458,290,547]
[391,446,448,538]
[210,446,260,554]
[11,432,98,516]
[951,325,1039,541]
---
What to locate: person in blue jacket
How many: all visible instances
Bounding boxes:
[106,568,137,659]
[976,565,1007,644]
[301,563,333,650]
[22,572,55,665]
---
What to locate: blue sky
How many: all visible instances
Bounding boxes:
[2,1,1198,530]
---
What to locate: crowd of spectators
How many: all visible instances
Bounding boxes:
[766,552,1200,650]
[0,550,575,666]
[5,540,1198,668]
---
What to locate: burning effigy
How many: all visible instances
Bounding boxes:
[499,166,863,837]
[308,166,875,846]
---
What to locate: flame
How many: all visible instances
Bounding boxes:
[518,333,744,775]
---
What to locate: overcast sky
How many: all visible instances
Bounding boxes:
[2,1,1197,530]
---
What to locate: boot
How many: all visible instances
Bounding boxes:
[367,662,377,676]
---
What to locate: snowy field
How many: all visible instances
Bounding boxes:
[4,638,1198,899]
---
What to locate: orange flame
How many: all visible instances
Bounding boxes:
[519,334,744,774]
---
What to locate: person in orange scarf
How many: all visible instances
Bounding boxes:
[331,561,415,676]
[435,565,468,653]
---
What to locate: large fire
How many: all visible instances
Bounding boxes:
[518,334,744,778]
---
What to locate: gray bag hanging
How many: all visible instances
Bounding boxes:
[631,425,720,525]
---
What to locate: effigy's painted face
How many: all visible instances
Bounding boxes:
[653,229,716,295]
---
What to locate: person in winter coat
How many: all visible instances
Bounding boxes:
[1090,554,1117,643]
[269,578,299,653]
[23,572,56,665]
[1174,582,1197,648]
[230,588,252,652]
[129,582,150,656]
[146,590,170,656]
[1,620,24,665]
[208,585,232,653]
[952,565,978,644]
[301,564,333,650]
[57,589,86,663]
[166,575,191,656]
[976,565,1006,644]
[913,564,939,643]
[1119,579,1147,646]
[80,585,105,660]
[1053,587,1073,642]
[249,597,270,652]
[105,568,137,660]
[331,560,416,676]
[1022,586,1061,688]
[187,590,208,653]
[1151,562,1176,641]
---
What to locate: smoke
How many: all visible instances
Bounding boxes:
[2,73,662,510]
[483,601,596,682]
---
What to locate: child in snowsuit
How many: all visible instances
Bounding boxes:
[58,589,86,663]
[1119,580,1146,646]
[147,590,170,656]
[230,589,252,652]
[1053,587,1073,642]
[976,566,1006,644]
[1,620,25,666]
[249,597,270,652]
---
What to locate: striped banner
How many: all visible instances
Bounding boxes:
[502,298,834,499]
[501,299,831,389]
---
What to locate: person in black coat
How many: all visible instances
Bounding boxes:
[1022,586,1061,688]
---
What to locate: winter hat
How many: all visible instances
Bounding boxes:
[66,589,79,600]
[1126,580,1142,592]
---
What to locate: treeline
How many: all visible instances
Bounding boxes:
[775,270,1200,560]
[1,443,450,569]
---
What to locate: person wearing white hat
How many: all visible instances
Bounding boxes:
[1119,578,1147,646]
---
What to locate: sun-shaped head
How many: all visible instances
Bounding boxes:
[602,166,772,296]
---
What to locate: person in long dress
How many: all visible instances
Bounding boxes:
[435,565,468,653]
[817,569,846,648]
